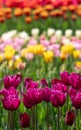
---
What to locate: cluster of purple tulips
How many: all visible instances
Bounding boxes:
[0,71,81,129]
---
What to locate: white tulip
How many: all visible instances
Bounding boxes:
[47,28,55,37]
[31,28,39,37]
[1,30,17,41]
[18,31,30,41]
[75,30,81,39]
[65,29,73,38]
[55,30,62,37]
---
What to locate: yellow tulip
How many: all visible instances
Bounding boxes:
[43,50,54,62]
[34,44,45,55]
[75,61,81,68]
[73,50,80,58]
[61,44,74,55]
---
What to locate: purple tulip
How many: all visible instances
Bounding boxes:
[50,89,66,107]
[69,72,81,89]
[42,87,51,102]
[23,88,43,108]
[60,71,70,85]
[24,78,38,90]
[4,74,22,89]
[1,88,20,111]
[20,112,30,128]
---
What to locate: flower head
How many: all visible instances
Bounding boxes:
[24,78,38,90]
[4,74,22,89]
[60,71,70,85]
[20,112,30,128]
[40,78,48,87]
[1,88,20,111]
[23,88,43,108]
[69,72,81,89]
[50,89,66,107]
[43,87,51,102]
[65,110,74,126]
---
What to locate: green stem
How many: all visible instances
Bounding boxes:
[66,92,68,110]
[74,109,77,130]
[46,103,49,130]
[35,105,37,130]
[57,107,60,130]
[8,111,14,130]
[31,107,35,130]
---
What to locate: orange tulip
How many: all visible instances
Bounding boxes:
[0,8,5,17]
[25,16,32,23]
[33,15,39,20]
[76,9,81,17]
[0,16,5,23]
[71,14,77,21]
[68,5,77,12]
[61,6,68,12]
[14,8,22,17]
[33,7,43,16]
[4,8,12,14]
[23,7,31,16]
[40,11,49,19]
[44,4,54,11]
[6,13,12,19]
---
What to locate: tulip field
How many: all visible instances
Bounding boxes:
[1,0,81,130]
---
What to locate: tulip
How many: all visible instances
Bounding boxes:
[20,112,30,128]
[60,71,70,85]
[70,91,81,109]
[43,86,51,102]
[69,72,81,89]
[51,78,62,87]
[4,74,22,89]
[50,89,66,107]
[24,78,38,90]
[65,110,75,126]
[52,81,67,93]
[1,88,20,111]
[40,78,48,87]
[23,88,43,108]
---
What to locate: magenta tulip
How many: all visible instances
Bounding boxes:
[4,74,22,89]
[50,89,66,107]
[60,71,70,85]
[69,72,81,89]
[24,78,38,89]
[1,88,20,111]
[43,86,51,102]
[23,88,43,108]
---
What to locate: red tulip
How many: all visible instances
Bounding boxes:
[20,112,30,128]
[65,110,74,126]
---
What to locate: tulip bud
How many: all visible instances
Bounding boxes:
[20,112,30,128]
[65,110,74,126]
